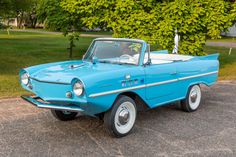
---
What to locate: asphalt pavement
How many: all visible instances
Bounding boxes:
[0,81,235,157]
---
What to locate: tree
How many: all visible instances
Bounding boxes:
[0,0,36,28]
[0,0,11,16]
[37,0,80,33]
[61,0,236,55]
[37,0,82,58]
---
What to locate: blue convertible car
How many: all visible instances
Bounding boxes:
[20,38,219,137]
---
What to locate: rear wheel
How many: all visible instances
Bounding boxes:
[104,95,137,137]
[51,110,78,121]
[181,85,202,112]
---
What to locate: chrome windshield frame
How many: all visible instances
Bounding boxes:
[82,38,146,66]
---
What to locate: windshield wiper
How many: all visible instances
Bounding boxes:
[99,60,112,63]
[99,60,120,64]
[99,60,135,65]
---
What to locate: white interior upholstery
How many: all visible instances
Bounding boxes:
[134,53,193,65]
[150,54,193,61]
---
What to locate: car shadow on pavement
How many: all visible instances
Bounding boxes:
[1,83,236,156]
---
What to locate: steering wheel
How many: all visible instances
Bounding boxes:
[119,54,136,62]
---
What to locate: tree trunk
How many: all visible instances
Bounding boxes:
[7,18,10,26]
[32,18,37,28]
[17,12,24,28]
[69,40,73,59]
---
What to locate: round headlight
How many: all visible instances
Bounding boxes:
[21,73,29,85]
[73,81,84,96]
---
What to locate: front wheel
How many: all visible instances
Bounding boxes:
[51,110,78,121]
[181,85,202,112]
[104,95,137,137]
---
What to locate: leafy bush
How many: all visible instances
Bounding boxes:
[36,0,82,58]
[0,23,8,29]
[61,0,236,55]
[37,0,81,34]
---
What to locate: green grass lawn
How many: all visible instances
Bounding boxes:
[204,46,236,80]
[12,28,113,35]
[0,30,235,99]
[207,36,236,43]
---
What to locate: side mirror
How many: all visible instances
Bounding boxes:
[143,44,151,66]
[144,58,152,66]
[147,58,152,65]
[92,56,98,64]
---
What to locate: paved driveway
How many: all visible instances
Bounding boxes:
[0,81,235,157]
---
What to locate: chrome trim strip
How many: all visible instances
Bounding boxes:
[70,63,86,69]
[94,38,145,43]
[36,104,83,112]
[21,95,83,112]
[89,79,178,98]
[178,71,218,81]
[89,85,146,98]
[89,71,218,98]
[30,77,70,85]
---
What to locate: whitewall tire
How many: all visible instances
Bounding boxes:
[104,95,137,137]
[181,85,202,112]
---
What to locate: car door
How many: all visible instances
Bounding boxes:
[144,63,178,101]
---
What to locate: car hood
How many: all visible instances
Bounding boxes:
[26,60,131,84]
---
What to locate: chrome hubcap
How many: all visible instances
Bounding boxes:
[114,101,136,134]
[118,107,130,125]
[188,85,201,110]
[190,90,198,103]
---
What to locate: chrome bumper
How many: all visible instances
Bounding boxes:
[21,95,84,112]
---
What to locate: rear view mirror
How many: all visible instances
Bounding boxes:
[144,44,151,66]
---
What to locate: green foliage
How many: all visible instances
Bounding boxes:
[0,23,8,29]
[37,0,81,35]
[68,32,80,42]
[0,0,34,17]
[0,0,12,16]
[129,43,142,53]
[61,0,236,55]
[0,0,37,29]
[37,0,82,57]
[67,32,80,58]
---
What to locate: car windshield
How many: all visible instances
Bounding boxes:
[84,40,143,65]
